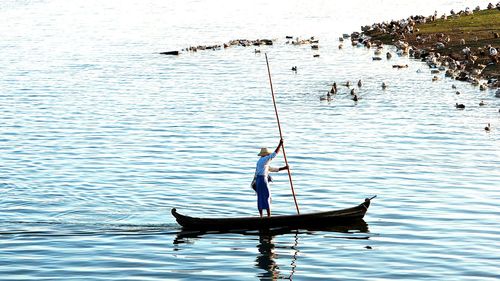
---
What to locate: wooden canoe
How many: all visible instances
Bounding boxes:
[171,197,374,231]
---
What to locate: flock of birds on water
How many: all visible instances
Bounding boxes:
[313,76,495,132]
[162,32,498,133]
[286,34,499,134]
[164,34,498,133]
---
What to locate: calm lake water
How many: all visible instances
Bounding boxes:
[1,0,499,280]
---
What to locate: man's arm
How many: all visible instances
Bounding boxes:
[269,165,289,172]
[278,165,289,171]
[274,138,284,154]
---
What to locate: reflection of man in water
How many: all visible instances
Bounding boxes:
[255,234,279,280]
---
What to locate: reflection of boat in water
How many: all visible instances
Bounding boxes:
[172,197,374,231]
[173,220,370,280]
[173,219,369,243]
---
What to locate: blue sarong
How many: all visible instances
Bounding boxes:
[255,175,270,210]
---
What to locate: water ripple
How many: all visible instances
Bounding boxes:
[1,0,499,280]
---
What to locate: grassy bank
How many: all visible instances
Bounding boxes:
[366,8,500,80]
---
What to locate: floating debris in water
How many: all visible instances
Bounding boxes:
[159,50,179,55]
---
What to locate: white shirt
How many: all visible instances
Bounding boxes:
[255,152,278,176]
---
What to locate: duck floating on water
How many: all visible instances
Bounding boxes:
[320,92,332,101]
[333,82,337,92]
[393,64,408,69]
[484,123,491,131]
[358,79,362,87]
[455,103,465,109]
[381,82,387,89]
[479,100,486,106]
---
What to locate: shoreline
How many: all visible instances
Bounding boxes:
[356,4,500,88]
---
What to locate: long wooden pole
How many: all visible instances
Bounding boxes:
[265,53,300,215]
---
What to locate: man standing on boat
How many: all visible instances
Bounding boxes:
[255,138,288,217]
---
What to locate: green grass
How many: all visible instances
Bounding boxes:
[418,9,500,34]
[365,8,500,79]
